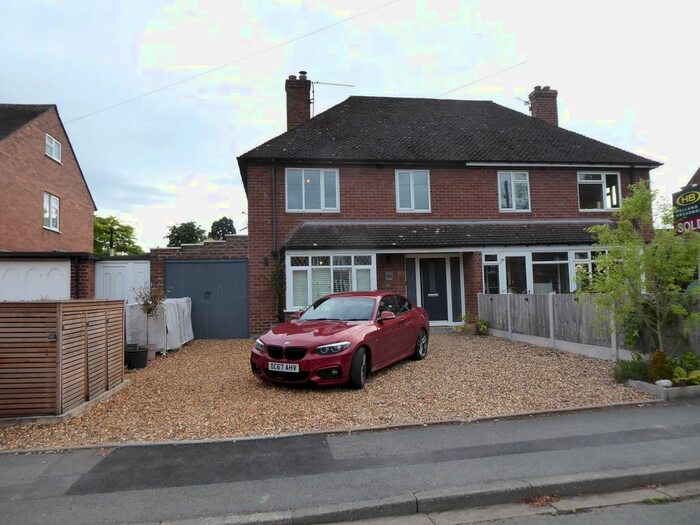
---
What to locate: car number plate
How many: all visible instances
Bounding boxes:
[268,362,299,373]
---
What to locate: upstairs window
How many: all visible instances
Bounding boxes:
[396,170,430,212]
[286,168,339,212]
[498,172,530,211]
[43,192,60,231]
[45,134,61,163]
[578,172,620,210]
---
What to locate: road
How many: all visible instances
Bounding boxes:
[0,400,699,524]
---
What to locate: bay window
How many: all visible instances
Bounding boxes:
[287,254,375,309]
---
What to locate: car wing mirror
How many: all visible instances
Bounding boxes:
[379,311,396,321]
[291,309,303,320]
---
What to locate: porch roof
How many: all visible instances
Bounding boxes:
[283,220,608,251]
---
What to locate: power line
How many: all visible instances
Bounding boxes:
[434,60,528,98]
[64,0,401,125]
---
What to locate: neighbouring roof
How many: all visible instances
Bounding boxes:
[283,220,608,250]
[0,104,53,141]
[0,103,97,211]
[686,166,700,187]
[238,96,659,185]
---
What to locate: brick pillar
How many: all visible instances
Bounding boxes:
[71,257,95,299]
[462,252,482,317]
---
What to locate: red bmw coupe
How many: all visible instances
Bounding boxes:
[250,291,430,389]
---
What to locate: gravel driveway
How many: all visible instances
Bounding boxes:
[0,334,652,450]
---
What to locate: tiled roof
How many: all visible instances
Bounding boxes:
[0,104,53,141]
[239,96,658,168]
[283,221,608,250]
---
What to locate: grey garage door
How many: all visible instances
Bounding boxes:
[165,259,248,339]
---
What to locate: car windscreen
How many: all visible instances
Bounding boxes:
[300,297,376,321]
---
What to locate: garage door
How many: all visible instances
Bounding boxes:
[0,260,71,301]
[165,259,248,339]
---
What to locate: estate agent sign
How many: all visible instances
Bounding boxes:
[674,187,700,233]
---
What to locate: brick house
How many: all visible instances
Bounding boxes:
[237,72,660,335]
[0,104,97,300]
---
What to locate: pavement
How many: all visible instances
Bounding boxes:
[0,400,699,524]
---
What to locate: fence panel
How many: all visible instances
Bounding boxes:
[477,294,508,331]
[510,294,550,338]
[553,294,611,347]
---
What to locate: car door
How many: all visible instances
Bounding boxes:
[373,295,405,368]
[395,295,419,358]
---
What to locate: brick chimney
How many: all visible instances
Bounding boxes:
[285,70,311,130]
[528,85,558,126]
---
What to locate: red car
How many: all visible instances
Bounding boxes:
[250,291,429,389]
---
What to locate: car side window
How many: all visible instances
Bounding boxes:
[396,297,412,314]
[377,296,397,317]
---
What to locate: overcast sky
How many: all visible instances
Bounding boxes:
[1,0,697,248]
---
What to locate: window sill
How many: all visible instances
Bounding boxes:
[396,209,432,213]
[499,209,532,213]
[286,209,340,214]
[45,153,62,165]
[578,208,617,212]
[43,226,61,233]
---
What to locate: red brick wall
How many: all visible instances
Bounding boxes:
[462,252,483,317]
[376,254,406,293]
[70,258,96,299]
[246,163,650,333]
[0,108,95,252]
[149,235,249,291]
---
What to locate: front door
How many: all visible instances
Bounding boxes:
[420,258,448,321]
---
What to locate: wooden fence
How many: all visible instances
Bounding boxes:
[477,293,628,361]
[0,300,124,418]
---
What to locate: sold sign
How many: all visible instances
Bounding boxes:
[673,187,700,234]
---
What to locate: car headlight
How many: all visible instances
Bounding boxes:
[254,338,265,352]
[314,342,351,355]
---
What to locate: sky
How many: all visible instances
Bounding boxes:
[1,0,697,249]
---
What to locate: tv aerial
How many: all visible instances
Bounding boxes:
[311,79,355,116]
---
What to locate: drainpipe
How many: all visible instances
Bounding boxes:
[271,162,277,255]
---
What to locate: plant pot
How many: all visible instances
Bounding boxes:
[126,345,148,369]
[147,343,157,362]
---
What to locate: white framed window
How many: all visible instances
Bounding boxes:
[498,171,530,211]
[45,134,61,163]
[396,170,431,212]
[286,253,375,310]
[43,192,60,231]
[578,172,621,211]
[285,168,339,212]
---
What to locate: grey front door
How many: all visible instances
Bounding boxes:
[420,258,448,322]
[165,259,248,339]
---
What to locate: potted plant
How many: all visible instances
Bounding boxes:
[134,284,166,362]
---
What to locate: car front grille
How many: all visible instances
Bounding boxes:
[266,345,307,360]
[284,346,308,360]
[267,345,284,359]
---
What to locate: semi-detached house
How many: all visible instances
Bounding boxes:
[238,72,660,335]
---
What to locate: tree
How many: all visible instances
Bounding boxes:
[94,216,144,256]
[209,216,236,240]
[583,180,700,353]
[165,221,206,247]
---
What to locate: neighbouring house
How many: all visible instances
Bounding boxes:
[238,72,660,335]
[0,104,97,300]
[685,166,700,187]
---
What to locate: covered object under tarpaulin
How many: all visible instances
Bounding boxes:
[126,297,194,350]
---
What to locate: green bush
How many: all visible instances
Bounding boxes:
[672,366,688,385]
[687,370,700,386]
[613,354,649,383]
[475,318,489,336]
[671,352,699,372]
[649,350,674,382]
